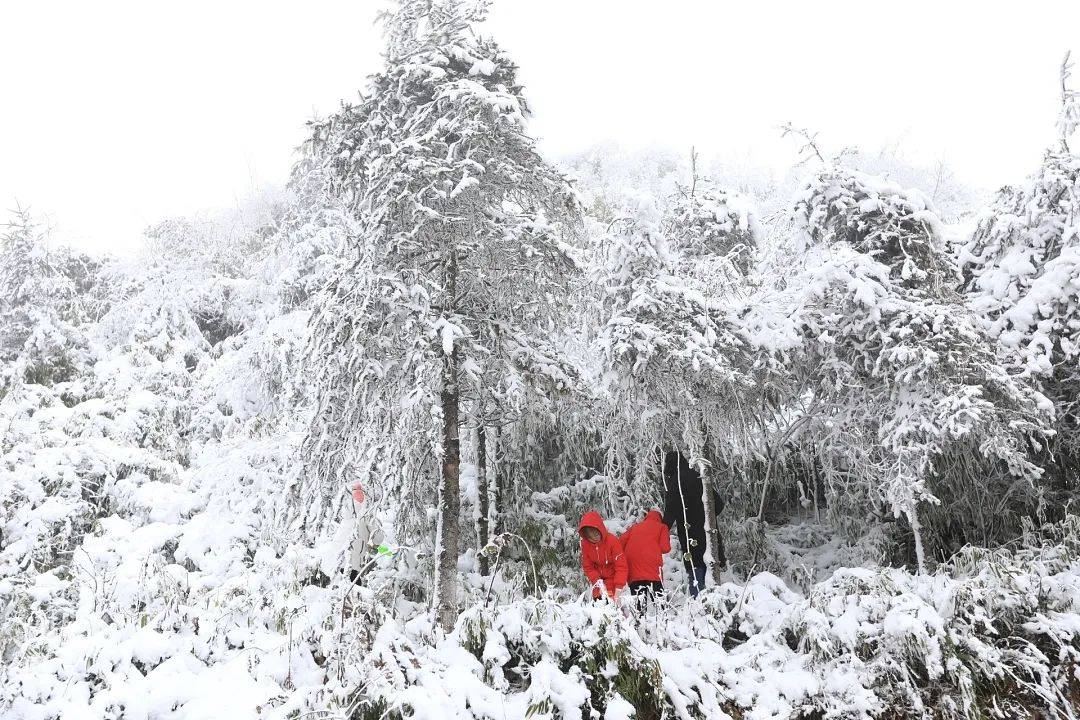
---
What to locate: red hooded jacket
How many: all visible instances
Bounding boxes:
[619,510,671,583]
[578,511,628,599]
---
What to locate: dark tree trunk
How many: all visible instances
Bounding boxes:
[492,426,504,536]
[476,424,489,575]
[434,353,461,631]
[434,252,461,633]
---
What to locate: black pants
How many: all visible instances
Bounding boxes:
[685,563,708,597]
[629,580,663,598]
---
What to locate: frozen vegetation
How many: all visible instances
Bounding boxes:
[3,2,1080,718]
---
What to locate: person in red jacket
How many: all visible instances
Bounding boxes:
[619,509,671,600]
[578,510,628,600]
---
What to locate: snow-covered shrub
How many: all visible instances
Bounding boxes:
[788,517,1080,718]
[835,147,980,225]
[326,519,1080,720]
[297,0,583,628]
[503,474,629,594]
[0,208,89,392]
[793,168,954,289]
[665,186,761,276]
[746,168,1052,568]
[960,147,1080,491]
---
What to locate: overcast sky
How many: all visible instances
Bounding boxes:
[2,1,1078,253]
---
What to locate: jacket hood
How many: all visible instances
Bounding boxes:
[578,510,609,540]
[644,510,663,523]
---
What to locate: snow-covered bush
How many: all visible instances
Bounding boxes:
[0,208,89,392]
[664,186,761,276]
[320,518,1080,720]
[744,168,1052,569]
[960,147,1080,492]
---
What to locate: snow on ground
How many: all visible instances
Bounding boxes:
[4,99,1080,717]
[3,223,1080,717]
[6,427,1080,720]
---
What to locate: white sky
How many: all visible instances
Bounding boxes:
[2,0,1078,253]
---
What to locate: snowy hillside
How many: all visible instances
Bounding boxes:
[4,2,1080,719]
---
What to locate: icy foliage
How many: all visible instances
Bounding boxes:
[300,520,1080,720]
[742,168,1052,568]
[664,186,761,276]
[960,146,1080,487]
[5,3,1080,718]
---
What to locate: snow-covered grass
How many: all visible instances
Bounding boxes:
[4,25,1080,716]
[6,460,1080,720]
[3,184,1079,718]
[339,529,1080,720]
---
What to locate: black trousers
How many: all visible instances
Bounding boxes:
[629,580,664,597]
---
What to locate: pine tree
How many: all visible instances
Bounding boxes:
[783,167,1049,569]
[299,0,580,630]
[0,207,83,391]
[663,184,760,277]
[592,198,752,581]
[959,54,1080,490]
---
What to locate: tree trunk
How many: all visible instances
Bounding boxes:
[433,251,461,633]
[476,424,489,575]
[432,354,462,630]
[492,426,504,536]
[434,352,461,632]
[907,504,926,574]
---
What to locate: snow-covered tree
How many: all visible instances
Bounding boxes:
[773,168,1050,568]
[663,185,760,277]
[299,0,581,630]
[959,60,1080,491]
[0,207,86,392]
[590,189,754,581]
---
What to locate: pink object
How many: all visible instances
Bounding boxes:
[351,483,366,503]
